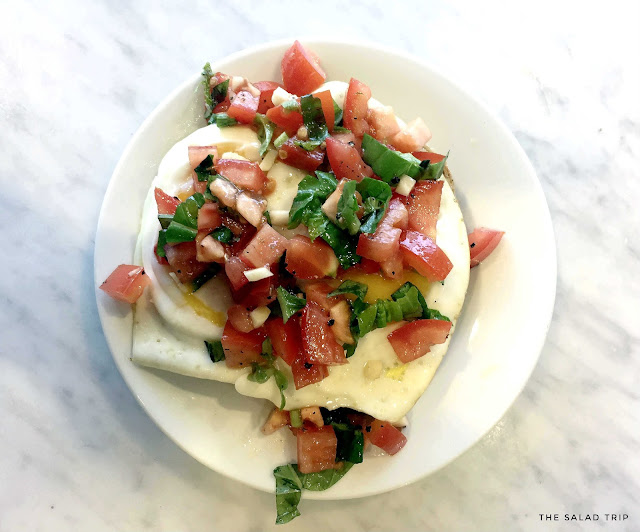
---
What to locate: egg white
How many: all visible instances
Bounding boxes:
[132,86,470,422]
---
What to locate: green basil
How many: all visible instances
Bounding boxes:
[273,132,289,149]
[254,114,276,156]
[328,280,368,300]
[356,177,392,234]
[335,179,361,235]
[192,264,220,292]
[210,226,233,244]
[276,287,306,324]
[333,99,343,127]
[300,94,328,141]
[205,340,225,363]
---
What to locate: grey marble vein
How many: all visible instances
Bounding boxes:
[1,0,639,531]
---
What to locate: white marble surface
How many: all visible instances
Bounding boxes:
[1,0,639,530]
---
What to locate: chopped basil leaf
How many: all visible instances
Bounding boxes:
[332,126,351,133]
[273,463,354,524]
[328,280,368,300]
[356,177,392,234]
[273,131,289,149]
[191,264,220,292]
[281,99,300,112]
[421,152,449,181]
[157,213,173,229]
[391,282,450,321]
[300,94,328,141]
[247,340,288,409]
[361,133,423,182]
[321,222,360,269]
[293,139,323,151]
[288,171,337,229]
[276,286,306,324]
[332,99,343,127]
[303,202,329,241]
[210,226,233,243]
[248,363,272,384]
[211,79,229,107]
[205,340,225,363]
[273,368,288,410]
[289,409,303,428]
[332,424,364,464]
[156,229,167,258]
[209,112,237,128]
[335,179,361,235]
[165,193,205,243]
[254,114,276,156]
[344,343,356,358]
[202,63,215,120]
[164,222,198,243]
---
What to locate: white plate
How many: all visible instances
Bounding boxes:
[94,39,556,499]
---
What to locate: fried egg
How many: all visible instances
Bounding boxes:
[132,84,470,422]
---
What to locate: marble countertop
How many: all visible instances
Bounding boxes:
[1,1,638,530]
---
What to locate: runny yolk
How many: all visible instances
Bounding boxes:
[339,270,431,304]
[183,293,227,326]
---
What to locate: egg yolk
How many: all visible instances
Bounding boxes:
[183,293,227,326]
[339,270,431,304]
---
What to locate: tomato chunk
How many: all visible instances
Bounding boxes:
[468,227,505,267]
[100,265,150,304]
[221,321,266,368]
[325,136,373,182]
[253,81,282,114]
[304,281,342,312]
[301,302,346,365]
[165,242,210,283]
[296,425,338,474]
[265,316,302,367]
[285,235,339,279]
[343,78,371,137]
[188,145,218,170]
[224,255,251,291]
[367,420,407,455]
[412,151,446,163]
[281,41,326,96]
[313,90,335,132]
[197,202,222,233]
[241,224,287,267]
[399,230,453,282]
[291,357,329,389]
[356,198,408,263]
[227,90,259,124]
[227,304,255,333]
[234,273,277,308]
[367,106,401,141]
[405,180,443,240]
[387,319,452,363]
[154,188,180,215]
[278,139,325,173]
[266,105,303,136]
[214,159,267,192]
[390,118,432,153]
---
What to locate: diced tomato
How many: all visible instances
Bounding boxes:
[261,407,290,435]
[220,214,245,236]
[304,281,342,312]
[254,81,282,114]
[154,188,180,215]
[214,159,267,193]
[325,136,373,182]
[291,357,329,389]
[379,255,404,279]
[329,300,354,345]
[411,151,446,163]
[100,264,150,304]
[281,41,326,96]
[234,274,277,308]
[227,304,255,333]
[367,106,401,141]
[343,78,371,137]
[221,321,266,368]
[241,224,287,268]
[301,302,346,365]
[468,227,505,268]
[356,198,408,263]
[266,105,303,136]
[278,139,324,173]
[387,319,452,363]
[265,316,302,367]
[197,202,222,233]
[285,235,338,279]
[188,145,218,170]
[195,231,225,263]
[344,257,380,275]
[213,97,231,113]
[404,180,443,240]
[226,90,259,124]
[296,425,338,474]
[224,255,252,291]
[313,90,335,132]
[367,420,407,455]
[390,117,432,153]
[399,230,453,282]
[164,242,210,283]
